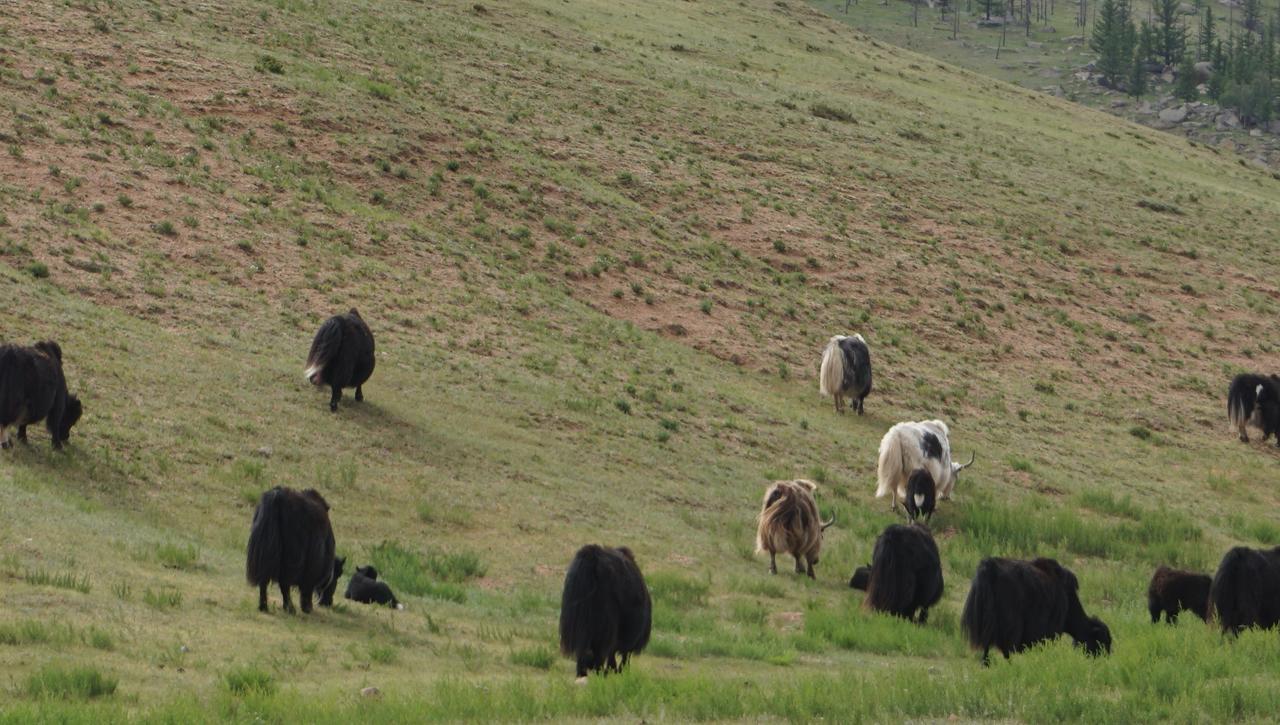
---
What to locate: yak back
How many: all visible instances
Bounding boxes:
[1210,546,1280,634]
[558,544,652,673]
[755,480,822,558]
[837,335,872,396]
[962,557,1077,654]
[865,524,943,618]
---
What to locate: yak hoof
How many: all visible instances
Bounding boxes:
[574,676,589,686]
[329,403,338,412]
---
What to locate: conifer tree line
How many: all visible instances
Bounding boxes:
[1090,0,1278,125]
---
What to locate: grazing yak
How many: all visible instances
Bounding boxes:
[1227,373,1280,445]
[860,524,944,623]
[876,420,974,511]
[559,545,652,680]
[345,565,404,610]
[818,334,872,415]
[961,557,1111,665]
[849,565,871,591]
[245,487,337,614]
[0,341,82,450]
[304,309,375,412]
[904,469,937,523]
[756,479,834,578]
[1147,566,1211,624]
[1210,546,1280,635]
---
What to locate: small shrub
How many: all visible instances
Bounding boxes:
[615,399,631,414]
[143,587,183,609]
[510,646,555,669]
[152,220,177,237]
[117,194,133,208]
[254,54,284,74]
[700,299,713,315]
[26,262,49,279]
[155,542,199,570]
[810,103,856,123]
[1129,426,1152,440]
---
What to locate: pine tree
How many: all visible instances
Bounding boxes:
[1129,48,1150,96]
[980,0,1002,20]
[1175,51,1200,100]
[1137,21,1158,66]
[1197,7,1215,61]
[1242,0,1262,34]
[1092,0,1137,85]
[1154,0,1187,66]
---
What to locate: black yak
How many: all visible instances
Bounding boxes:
[345,565,404,609]
[304,309,375,412]
[904,469,937,523]
[559,545,651,680]
[862,523,944,623]
[818,334,872,414]
[876,420,974,510]
[961,557,1111,665]
[1210,546,1280,635]
[1227,373,1280,445]
[1147,566,1211,624]
[0,341,82,450]
[756,479,834,578]
[245,487,336,614]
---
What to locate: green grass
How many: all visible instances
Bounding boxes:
[1,0,1279,720]
[24,665,118,700]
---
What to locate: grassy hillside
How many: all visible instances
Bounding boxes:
[1,0,1279,720]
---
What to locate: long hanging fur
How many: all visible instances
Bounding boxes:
[303,309,376,411]
[904,469,937,522]
[818,337,845,399]
[818,334,872,413]
[304,317,345,384]
[245,486,336,613]
[559,545,652,678]
[246,487,286,588]
[875,428,907,500]
[1210,546,1280,635]
[756,480,830,578]
[1227,374,1280,442]
[864,524,943,622]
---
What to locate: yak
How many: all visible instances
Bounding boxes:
[818,334,872,415]
[849,565,871,591]
[1227,373,1280,445]
[876,420,974,511]
[345,565,404,610]
[1210,546,1280,635]
[559,545,651,680]
[1147,566,1211,624]
[904,469,937,523]
[861,524,944,623]
[756,479,834,578]
[961,557,1111,665]
[245,486,337,614]
[0,341,82,450]
[304,309,375,412]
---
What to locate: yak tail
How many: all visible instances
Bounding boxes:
[1227,386,1252,428]
[245,487,284,586]
[818,336,845,398]
[1210,547,1255,634]
[875,428,905,499]
[560,546,607,658]
[304,317,343,384]
[865,542,915,614]
[961,559,999,650]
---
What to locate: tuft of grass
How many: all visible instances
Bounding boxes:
[510,645,556,670]
[647,571,709,610]
[810,103,856,123]
[24,570,90,594]
[223,666,276,697]
[26,261,50,279]
[370,541,483,603]
[155,542,200,570]
[24,666,117,700]
[142,587,183,609]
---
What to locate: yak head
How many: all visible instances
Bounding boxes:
[356,565,379,580]
[949,451,976,487]
[58,395,82,443]
[1075,616,1112,657]
[849,565,871,590]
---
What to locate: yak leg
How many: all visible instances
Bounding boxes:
[833,395,841,414]
[607,653,619,673]
[0,426,8,450]
[804,557,815,579]
[259,583,270,613]
[575,655,590,678]
[300,586,314,614]
[1239,419,1250,442]
[1167,610,1179,625]
[329,385,342,412]
[355,385,364,402]
[857,395,865,415]
[17,425,28,443]
[769,552,777,575]
[980,647,991,667]
[794,555,806,574]
[1149,603,1161,624]
[280,583,295,614]
[917,607,929,625]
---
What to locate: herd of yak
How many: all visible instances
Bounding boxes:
[1,319,1278,677]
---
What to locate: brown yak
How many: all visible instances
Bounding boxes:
[755,479,834,579]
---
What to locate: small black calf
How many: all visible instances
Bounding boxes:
[344,565,403,609]
[1147,566,1211,624]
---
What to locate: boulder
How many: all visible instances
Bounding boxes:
[1215,111,1240,130]
[1159,105,1188,123]
[1250,128,1263,137]
[1268,120,1280,134]
[1193,61,1213,82]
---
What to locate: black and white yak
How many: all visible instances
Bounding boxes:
[904,469,937,523]
[559,545,652,680]
[0,341,82,450]
[1210,546,1280,635]
[1147,566,1211,624]
[961,557,1112,665]
[1227,373,1280,446]
[304,309,375,412]
[756,479,835,578]
[818,334,872,414]
[345,565,405,610]
[859,523,943,623]
[245,487,337,614]
[876,420,974,511]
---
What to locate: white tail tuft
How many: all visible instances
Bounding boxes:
[876,425,906,499]
[914,494,925,507]
[819,336,846,398]
[396,603,405,611]
[304,363,322,384]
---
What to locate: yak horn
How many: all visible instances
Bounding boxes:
[821,515,836,531]
[958,452,976,469]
